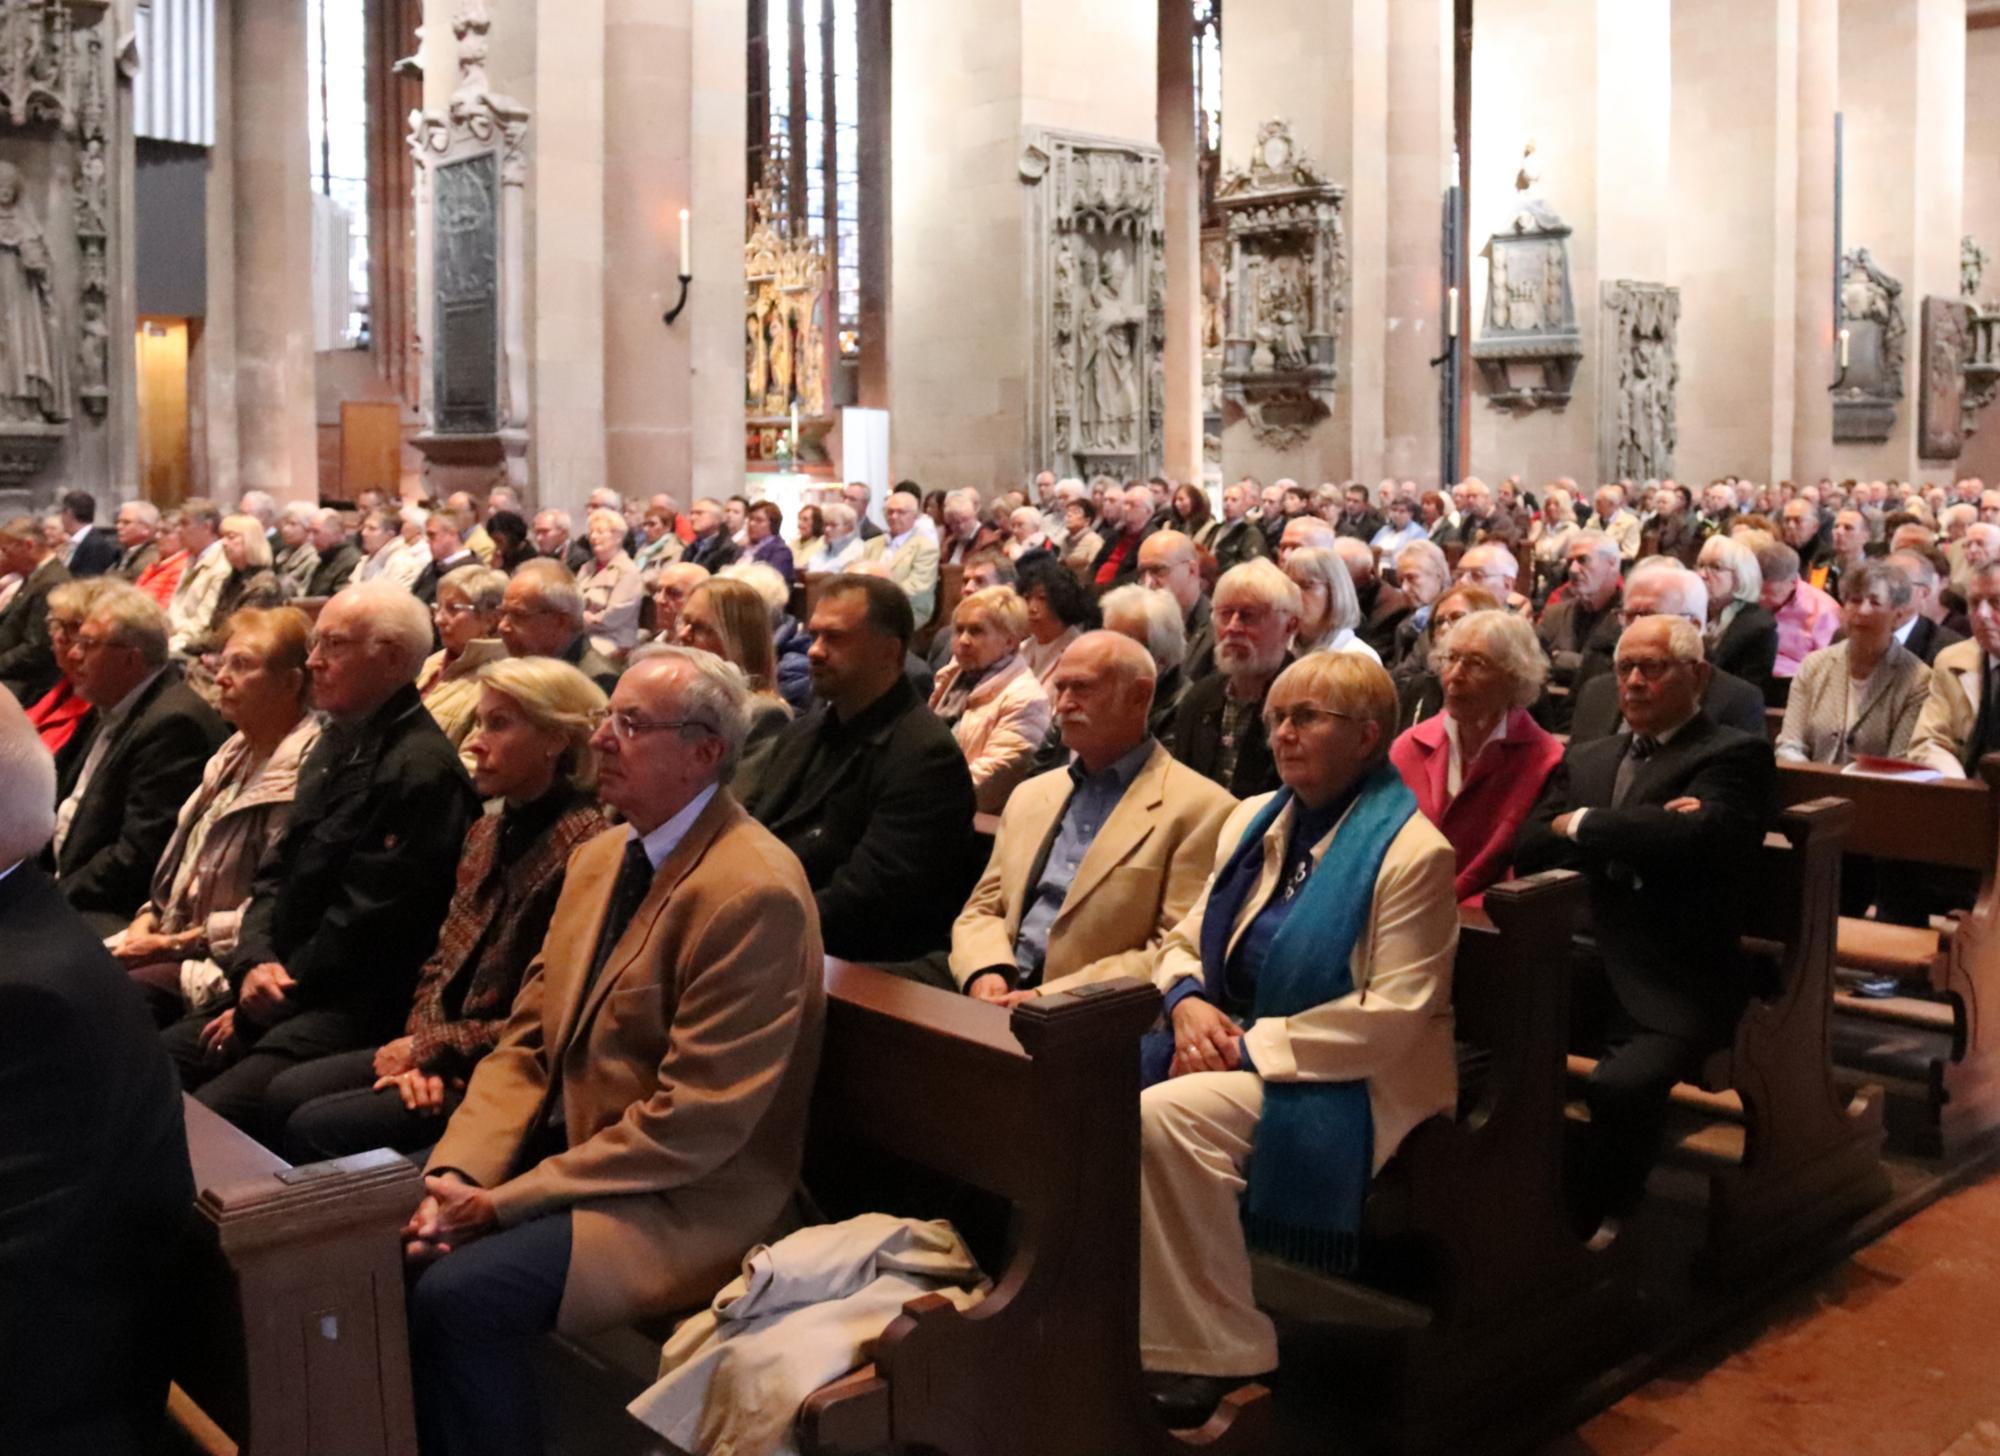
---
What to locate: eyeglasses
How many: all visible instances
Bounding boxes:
[1214,604,1274,627]
[1261,703,1362,735]
[435,600,482,618]
[308,631,385,655]
[589,708,718,742]
[1613,656,1684,682]
[1436,650,1498,675]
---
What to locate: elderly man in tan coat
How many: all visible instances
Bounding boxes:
[403,646,825,1456]
[952,631,1236,1003]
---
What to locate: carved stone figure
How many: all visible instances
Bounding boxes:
[1022,128,1167,478]
[742,162,832,450]
[1919,295,1970,460]
[1831,247,1905,444]
[1964,236,1990,302]
[0,160,67,425]
[1212,118,1345,450]
[1598,280,1678,485]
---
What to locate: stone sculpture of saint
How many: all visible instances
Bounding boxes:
[0,163,69,424]
[1081,247,1140,450]
[766,304,792,414]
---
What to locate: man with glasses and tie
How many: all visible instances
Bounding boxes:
[1516,613,1776,1246]
[1911,562,2000,778]
[405,646,825,1456]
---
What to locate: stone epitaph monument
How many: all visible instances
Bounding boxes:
[0,0,122,509]
[1213,119,1347,452]
[1598,280,1679,485]
[1020,127,1167,482]
[409,2,530,492]
[1830,247,1905,445]
[1472,144,1582,412]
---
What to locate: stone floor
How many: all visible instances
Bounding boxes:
[1537,1168,2000,1456]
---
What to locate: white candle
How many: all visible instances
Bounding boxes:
[790,400,800,455]
[1839,328,1850,368]
[679,208,691,277]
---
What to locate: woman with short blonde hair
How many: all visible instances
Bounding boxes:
[930,585,1052,812]
[1284,547,1377,661]
[418,564,510,759]
[578,507,644,658]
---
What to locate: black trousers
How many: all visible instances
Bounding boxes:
[408,1212,573,1456]
[267,1047,463,1165]
[1582,1025,1709,1220]
[162,1006,369,1146]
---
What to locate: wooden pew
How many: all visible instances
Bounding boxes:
[1566,798,1890,1279]
[1235,871,1616,1454]
[1776,757,2000,1154]
[915,562,964,657]
[175,1096,423,1456]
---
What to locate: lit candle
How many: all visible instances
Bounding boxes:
[1447,287,1460,338]
[791,400,800,457]
[679,208,691,278]
[1839,328,1850,368]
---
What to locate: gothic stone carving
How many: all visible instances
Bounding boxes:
[1212,120,1345,451]
[1022,128,1166,480]
[1831,247,1905,445]
[1598,281,1678,486]
[0,2,116,486]
[1919,295,1971,460]
[1472,144,1581,412]
[745,163,832,463]
[410,2,531,485]
[1199,228,1224,464]
[1965,236,1990,301]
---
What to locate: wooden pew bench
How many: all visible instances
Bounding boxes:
[180,967,1265,1456]
[1775,757,2000,1154]
[1562,798,1890,1279]
[1235,871,1622,1454]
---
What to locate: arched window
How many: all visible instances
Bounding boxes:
[306,0,370,346]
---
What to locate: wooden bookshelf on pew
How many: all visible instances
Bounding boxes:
[1565,798,1890,1280]
[176,1096,423,1456]
[1775,756,2000,1155]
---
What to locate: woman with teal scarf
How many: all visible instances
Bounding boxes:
[1140,651,1462,1430]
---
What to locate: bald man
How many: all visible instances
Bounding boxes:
[951,632,1237,1003]
[1137,530,1214,679]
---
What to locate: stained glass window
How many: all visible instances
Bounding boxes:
[307,0,370,344]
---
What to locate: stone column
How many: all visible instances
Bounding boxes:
[1467,0,1671,488]
[191,0,241,501]
[1959,15,2000,486]
[231,0,318,504]
[1381,0,1454,486]
[889,0,1157,490]
[1158,0,1202,484]
[1835,0,1965,483]
[528,0,606,515]
[1790,0,1839,487]
[1669,0,1802,485]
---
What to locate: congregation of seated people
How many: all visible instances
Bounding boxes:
[7,467,2000,1452]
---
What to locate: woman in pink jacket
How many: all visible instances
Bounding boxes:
[929,585,1053,814]
[1389,609,1563,904]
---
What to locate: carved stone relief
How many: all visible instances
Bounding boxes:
[1199,228,1224,465]
[1964,235,1990,301]
[744,159,832,463]
[0,1,117,491]
[1919,295,1970,460]
[409,2,531,486]
[1598,281,1678,486]
[1831,247,1905,445]
[1021,128,1166,480]
[1212,120,1345,452]
[1471,143,1581,412]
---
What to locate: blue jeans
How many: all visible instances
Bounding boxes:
[408,1212,573,1456]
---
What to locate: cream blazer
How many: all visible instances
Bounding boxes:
[1153,792,1459,1173]
[950,742,1237,995]
[1910,638,1987,778]
[864,531,941,621]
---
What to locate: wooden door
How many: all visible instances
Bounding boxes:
[136,316,191,506]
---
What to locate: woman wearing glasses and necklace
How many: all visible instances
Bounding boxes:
[1138,650,1459,1430]
[1390,608,1564,905]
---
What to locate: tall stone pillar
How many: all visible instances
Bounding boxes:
[1158,0,1202,485]
[890,0,1158,490]
[1958,16,2000,487]
[1835,0,1965,483]
[599,0,746,507]
[1790,0,1839,487]
[1669,0,1802,485]
[1382,0,1454,486]
[1467,0,1670,488]
[231,0,318,504]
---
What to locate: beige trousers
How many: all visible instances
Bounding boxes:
[1138,1070,1278,1377]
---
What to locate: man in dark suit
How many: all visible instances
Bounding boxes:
[682,497,742,571]
[1561,560,1765,740]
[161,582,478,1138]
[0,515,69,703]
[1209,480,1271,574]
[48,588,224,931]
[844,480,885,542]
[306,507,363,596]
[741,574,981,963]
[109,501,161,581]
[58,490,119,577]
[414,512,478,605]
[1888,548,1966,666]
[1515,614,1776,1239]
[496,560,622,694]
[1167,558,1298,798]
[0,690,193,1456]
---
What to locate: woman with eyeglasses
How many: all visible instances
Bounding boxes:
[417,564,509,760]
[23,576,116,765]
[268,656,609,1161]
[1775,561,1932,766]
[108,607,322,1026]
[1389,609,1563,904]
[1395,582,1499,730]
[673,575,793,759]
[1137,651,1458,1430]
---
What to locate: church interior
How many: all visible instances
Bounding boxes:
[6,0,2000,1454]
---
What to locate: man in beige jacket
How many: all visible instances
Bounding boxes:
[952,631,1236,1003]
[1910,561,2000,777]
[403,646,825,1456]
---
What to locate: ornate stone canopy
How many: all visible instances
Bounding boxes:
[1472,144,1582,413]
[1831,247,1904,445]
